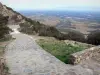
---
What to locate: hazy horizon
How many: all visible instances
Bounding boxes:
[0,0,100,11]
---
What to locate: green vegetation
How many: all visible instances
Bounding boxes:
[19,21,86,43]
[0,13,11,74]
[87,30,100,45]
[59,29,85,42]
[0,14,12,56]
[0,14,11,39]
[37,39,87,64]
[19,21,63,38]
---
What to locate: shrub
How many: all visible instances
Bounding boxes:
[65,30,85,42]
[19,21,63,38]
[0,14,11,39]
[56,29,86,43]
[19,22,34,34]
[87,30,100,45]
[39,26,62,37]
[19,21,85,43]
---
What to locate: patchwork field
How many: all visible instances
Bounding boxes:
[29,15,100,35]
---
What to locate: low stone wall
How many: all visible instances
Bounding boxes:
[70,46,100,65]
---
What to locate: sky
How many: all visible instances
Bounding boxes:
[0,0,100,11]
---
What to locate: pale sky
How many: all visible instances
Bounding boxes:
[0,0,100,11]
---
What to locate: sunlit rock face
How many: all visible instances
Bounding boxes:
[0,2,24,24]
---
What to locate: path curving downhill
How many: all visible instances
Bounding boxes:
[4,25,100,75]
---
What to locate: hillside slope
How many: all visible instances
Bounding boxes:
[0,3,63,38]
[0,2,85,42]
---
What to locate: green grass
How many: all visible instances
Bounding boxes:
[37,39,88,64]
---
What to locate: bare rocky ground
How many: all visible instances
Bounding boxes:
[4,25,100,75]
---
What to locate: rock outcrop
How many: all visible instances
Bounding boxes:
[70,46,100,65]
[0,2,25,24]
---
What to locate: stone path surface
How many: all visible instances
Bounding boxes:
[4,25,100,75]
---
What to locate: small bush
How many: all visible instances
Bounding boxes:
[55,29,86,43]
[65,30,85,42]
[19,21,63,38]
[19,20,85,43]
[0,14,11,39]
[87,30,100,45]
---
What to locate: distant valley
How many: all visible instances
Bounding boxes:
[20,10,100,34]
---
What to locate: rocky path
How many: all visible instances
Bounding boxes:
[4,25,100,75]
